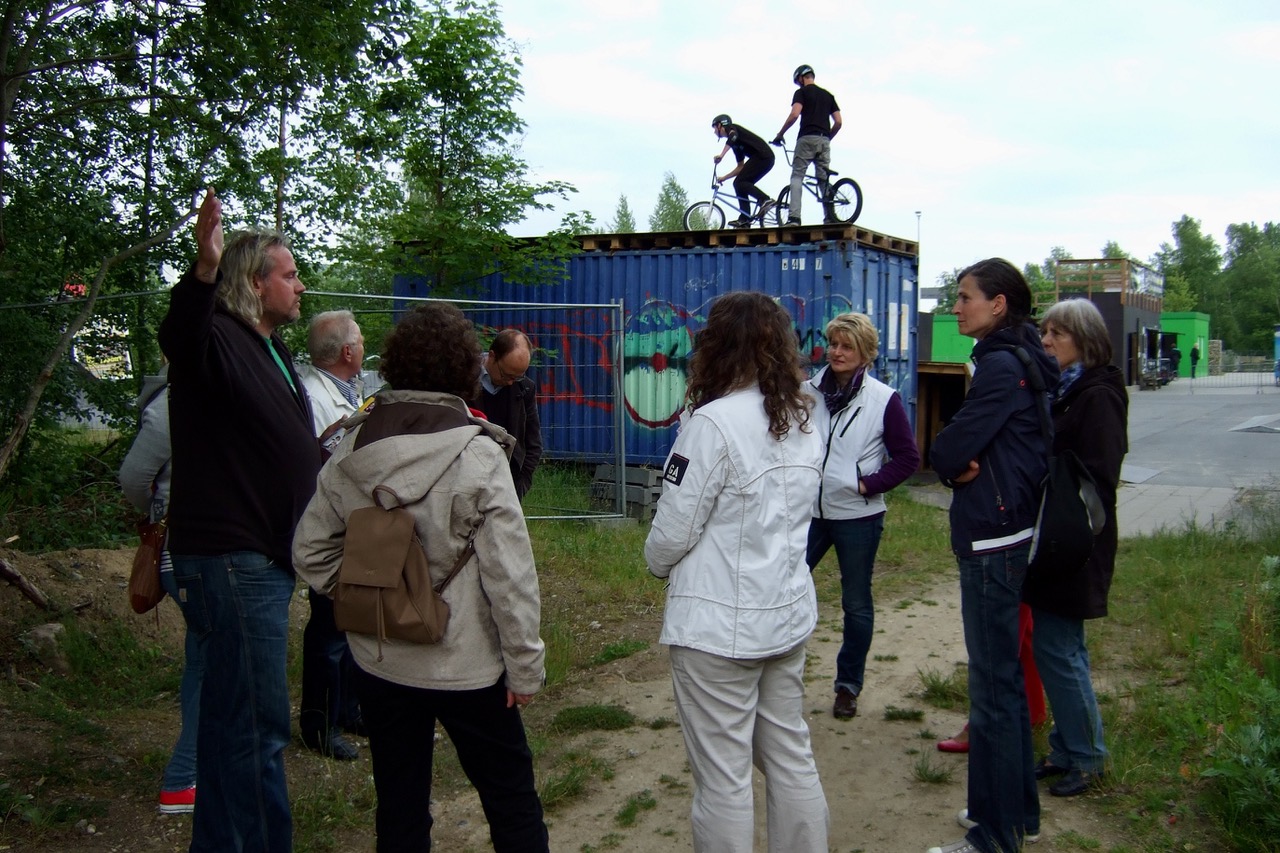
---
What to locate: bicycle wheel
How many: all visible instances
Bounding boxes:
[774,188,791,225]
[683,201,725,230]
[828,178,863,224]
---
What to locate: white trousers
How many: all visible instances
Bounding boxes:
[669,643,829,853]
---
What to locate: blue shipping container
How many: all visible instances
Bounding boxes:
[394,229,918,466]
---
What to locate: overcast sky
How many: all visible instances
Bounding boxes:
[498,0,1278,292]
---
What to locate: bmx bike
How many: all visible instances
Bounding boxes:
[773,144,863,225]
[683,168,784,230]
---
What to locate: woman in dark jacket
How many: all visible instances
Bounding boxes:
[927,258,1058,853]
[1025,298,1128,798]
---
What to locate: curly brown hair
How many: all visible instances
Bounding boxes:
[379,303,481,399]
[685,292,811,440]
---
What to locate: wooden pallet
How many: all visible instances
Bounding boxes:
[578,224,918,257]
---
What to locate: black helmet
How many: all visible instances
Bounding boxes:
[793,64,814,83]
[711,114,732,129]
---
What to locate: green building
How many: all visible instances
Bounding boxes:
[1160,312,1210,378]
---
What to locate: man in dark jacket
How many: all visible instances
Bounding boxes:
[159,188,319,853]
[472,329,543,500]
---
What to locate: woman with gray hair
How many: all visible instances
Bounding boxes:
[1025,298,1128,797]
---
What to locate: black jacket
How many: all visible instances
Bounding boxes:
[158,268,321,566]
[472,376,542,499]
[930,323,1060,557]
[1024,365,1128,619]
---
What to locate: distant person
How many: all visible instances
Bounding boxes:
[804,313,919,719]
[928,258,1057,853]
[118,369,203,816]
[296,310,367,761]
[646,292,829,852]
[1027,298,1128,797]
[772,64,841,226]
[1190,344,1201,379]
[293,302,549,852]
[471,329,542,500]
[159,188,320,852]
[711,113,776,227]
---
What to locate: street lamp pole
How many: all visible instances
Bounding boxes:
[914,210,921,244]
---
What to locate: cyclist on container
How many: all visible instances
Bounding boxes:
[712,114,777,228]
[773,64,842,225]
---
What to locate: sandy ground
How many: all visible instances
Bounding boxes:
[430,575,1125,853]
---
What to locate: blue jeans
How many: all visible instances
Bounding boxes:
[172,551,294,853]
[807,515,884,695]
[1031,607,1108,773]
[959,546,1039,852]
[300,589,359,738]
[160,561,203,793]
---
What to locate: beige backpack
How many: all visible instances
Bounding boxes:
[333,484,478,659]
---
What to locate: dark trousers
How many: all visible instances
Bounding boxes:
[733,154,775,218]
[354,669,549,853]
[300,590,359,736]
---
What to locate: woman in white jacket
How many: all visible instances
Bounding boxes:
[645,292,829,853]
[805,313,920,719]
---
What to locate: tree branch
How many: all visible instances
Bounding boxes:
[0,202,198,483]
[0,554,52,611]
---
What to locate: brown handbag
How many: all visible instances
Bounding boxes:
[128,516,167,614]
[333,485,477,659]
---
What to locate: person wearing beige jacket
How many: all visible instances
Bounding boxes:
[293,302,548,853]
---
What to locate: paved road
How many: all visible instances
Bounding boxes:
[1119,374,1280,536]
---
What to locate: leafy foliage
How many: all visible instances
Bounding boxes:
[609,195,637,233]
[647,172,691,232]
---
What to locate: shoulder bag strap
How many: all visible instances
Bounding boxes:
[1003,345,1053,457]
[433,518,485,594]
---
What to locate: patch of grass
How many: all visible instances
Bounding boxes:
[550,704,636,735]
[917,665,969,711]
[1053,829,1102,849]
[883,705,924,722]
[648,717,677,730]
[873,653,899,662]
[911,753,953,784]
[590,640,649,665]
[580,833,625,851]
[658,773,687,791]
[614,789,657,827]
[540,751,611,811]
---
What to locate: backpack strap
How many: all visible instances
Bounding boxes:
[991,344,1053,456]
[433,518,485,594]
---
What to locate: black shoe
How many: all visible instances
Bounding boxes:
[1050,767,1102,797]
[302,727,359,761]
[341,715,369,738]
[785,217,801,226]
[832,687,858,719]
[728,217,751,228]
[1034,758,1069,780]
[757,200,776,220]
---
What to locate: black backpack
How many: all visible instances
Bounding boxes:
[1003,346,1105,575]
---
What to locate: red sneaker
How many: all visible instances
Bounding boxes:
[158,786,196,814]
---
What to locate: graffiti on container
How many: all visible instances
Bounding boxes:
[518,294,910,434]
[682,274,722,294]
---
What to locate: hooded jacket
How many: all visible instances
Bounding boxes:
[292,390,545,695]
[929,323,1060,557]
[645,387,823,659]
[1023,364,1128,619]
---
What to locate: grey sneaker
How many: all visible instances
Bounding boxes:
[927,841,978,853]
[757,199,776,220]
[955,811,1040,844]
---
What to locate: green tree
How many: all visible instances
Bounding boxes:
[1153,215,1222,311]
[610,195,637,233]
[648,172,691,232]
[0,0,395,483]
[1100,240,1130,259]
[1161,272,1198,312]
[932,269,960,314]
[1211,222,1280,352]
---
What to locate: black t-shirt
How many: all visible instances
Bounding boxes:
[792,84,840,138]
[726,124,773,162]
